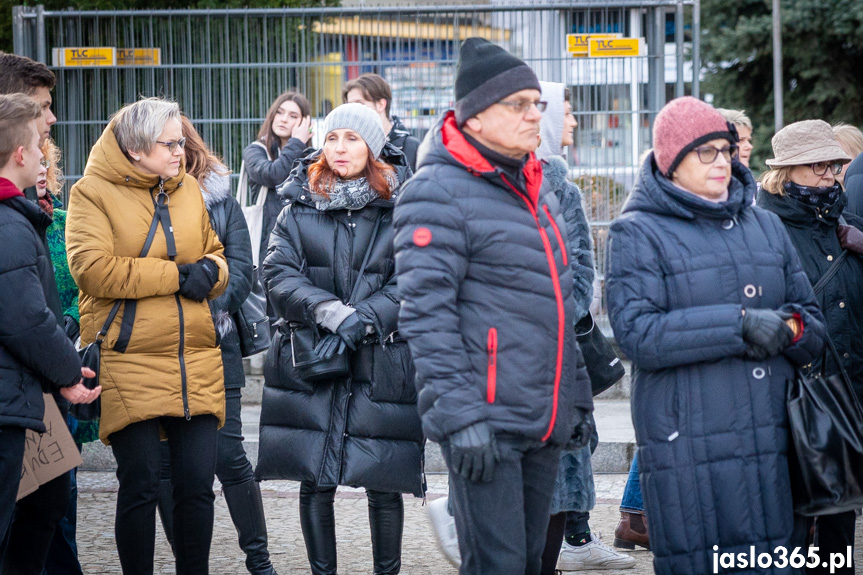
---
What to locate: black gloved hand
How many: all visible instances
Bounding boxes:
[448,421,499,483]
[741,309,794,359]
[314,333,346,361]
[565,408,594,451]
[177,258,219,302]
[336,313,365,351]
[837,224,863,254]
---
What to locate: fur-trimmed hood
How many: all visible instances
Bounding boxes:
[200,166,233,210]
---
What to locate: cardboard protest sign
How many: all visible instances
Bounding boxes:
[16,394,83,501]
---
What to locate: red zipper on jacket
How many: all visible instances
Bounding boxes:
[487,328,498,403]
[500,175,565,443]
[543,204,568,267]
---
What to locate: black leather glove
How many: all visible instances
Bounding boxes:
[741,309,793,359]
[336,313,365,351]
[448,421,499,483]
[314,333,346,361]
[177,258,219,302]
[565,408,594,451]
[837,224,863,254]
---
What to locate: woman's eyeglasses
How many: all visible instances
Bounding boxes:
[39,159,50,168]
[155,137,187,153]
[693,144,738,164]
[809,161,843,176]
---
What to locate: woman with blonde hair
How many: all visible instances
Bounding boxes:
[717,108,754,168]
[832,123,863,186]
[66,97,229,575]
[257,103,420,575]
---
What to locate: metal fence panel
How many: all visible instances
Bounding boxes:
[13,1,697,331]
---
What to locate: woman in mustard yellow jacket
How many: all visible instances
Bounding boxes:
[66,97,229,575]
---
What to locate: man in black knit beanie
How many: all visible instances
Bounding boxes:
[393,38,594,574]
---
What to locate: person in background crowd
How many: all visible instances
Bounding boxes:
[343,73,422,171]
[0,53,100,575]
[842,138,863,218]
[536,81,635,573]
[717,108,753,168]
[243,90,314,264]
[606,96,826,575]
[393,38,593,574]
[156,116,278,575]
[0,93,99,573]
[757,119,859,575]
[257,103,421,575]
[832,123,863,188]
[66,97,229,575]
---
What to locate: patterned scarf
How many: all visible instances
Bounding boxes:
[784,181,842,211]
[313,171,397,211]
[38,191,54,218]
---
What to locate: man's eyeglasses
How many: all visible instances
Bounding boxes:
[693,144,738,164]
[809,161,843,176]
[39,159,50,168]
[496,99,548,115]
[155,137,187,153]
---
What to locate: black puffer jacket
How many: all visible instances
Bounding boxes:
[0,185,81,432]
[257,152,423,496]
[202,170,254,389]
[393,111,593,446]
[606,157,825,575]
[758,189,863,397]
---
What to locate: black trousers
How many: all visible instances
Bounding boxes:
[0,426,26,567]
[809,512,856,575]
[110,415,219,575]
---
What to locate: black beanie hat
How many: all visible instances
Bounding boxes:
[454,37,541,127]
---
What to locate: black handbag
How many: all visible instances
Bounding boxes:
[289,213,383,383]
[786,247,863,515]
[575,313,625,396]
[787,337,863,516]
[208,200,271,358]
[71,195,167,422]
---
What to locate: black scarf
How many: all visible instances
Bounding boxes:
[784,181,842,211]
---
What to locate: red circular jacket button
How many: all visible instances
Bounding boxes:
[413,227,432,247]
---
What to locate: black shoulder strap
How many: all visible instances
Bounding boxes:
[111,189,173,352]
[347,213,383,305]
[813,250,849,296]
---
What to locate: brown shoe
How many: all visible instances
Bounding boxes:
[613,511,650,550]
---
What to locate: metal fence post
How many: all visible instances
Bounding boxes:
[692,0,700,98]
[675,0,684,98]
[36,5,47,64]
[12,6,25,56]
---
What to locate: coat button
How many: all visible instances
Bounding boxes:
[752,367,766,379]
[839,301,846,308]
[722,219,734,230]
[743,284,757,298]
[125,176,130,182]
[844,352,850,359]
[301,195,306,200]
[827,255,834,262]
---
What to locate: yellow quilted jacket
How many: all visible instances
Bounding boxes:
[66,122,228,443]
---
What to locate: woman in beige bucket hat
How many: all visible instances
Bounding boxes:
[757,119,862,575]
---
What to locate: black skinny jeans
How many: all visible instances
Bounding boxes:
[110,414,219,575]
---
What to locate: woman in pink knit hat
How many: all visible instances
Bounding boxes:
[605,97,827,574]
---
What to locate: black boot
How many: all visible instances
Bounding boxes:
[157,477,176,556]
[223,480,278,575]
[367,490,403,575]
[299,482,338,575]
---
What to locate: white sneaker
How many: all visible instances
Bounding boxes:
[427,496,462,568]
[557,532,637,571]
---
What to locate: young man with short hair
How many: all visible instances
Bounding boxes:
[0,93,99,569]
[393,38,593,574]
[343,73,421,171]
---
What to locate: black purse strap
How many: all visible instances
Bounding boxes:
[812,250,849,296]
[347,212,383,305]
[99,185,172,349]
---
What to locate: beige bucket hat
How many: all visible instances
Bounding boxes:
[766,119,853,167]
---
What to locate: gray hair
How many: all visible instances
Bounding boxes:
[716,108,752,130]
[111,97,180,154]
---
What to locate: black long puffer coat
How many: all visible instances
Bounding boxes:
[256,151,423,497]
[757,190,863,398]
[392,111,593,446]
[606,157,825,575]
[0,189,81,431]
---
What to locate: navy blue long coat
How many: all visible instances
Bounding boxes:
[606,157,825,574]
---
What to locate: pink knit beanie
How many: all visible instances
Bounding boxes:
[653,96,735,177]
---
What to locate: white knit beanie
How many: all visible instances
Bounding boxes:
[323,103,387,159]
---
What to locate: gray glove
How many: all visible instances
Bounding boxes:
[742,309,793,359]
[565,407,594,451]
[448,421,499,483]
